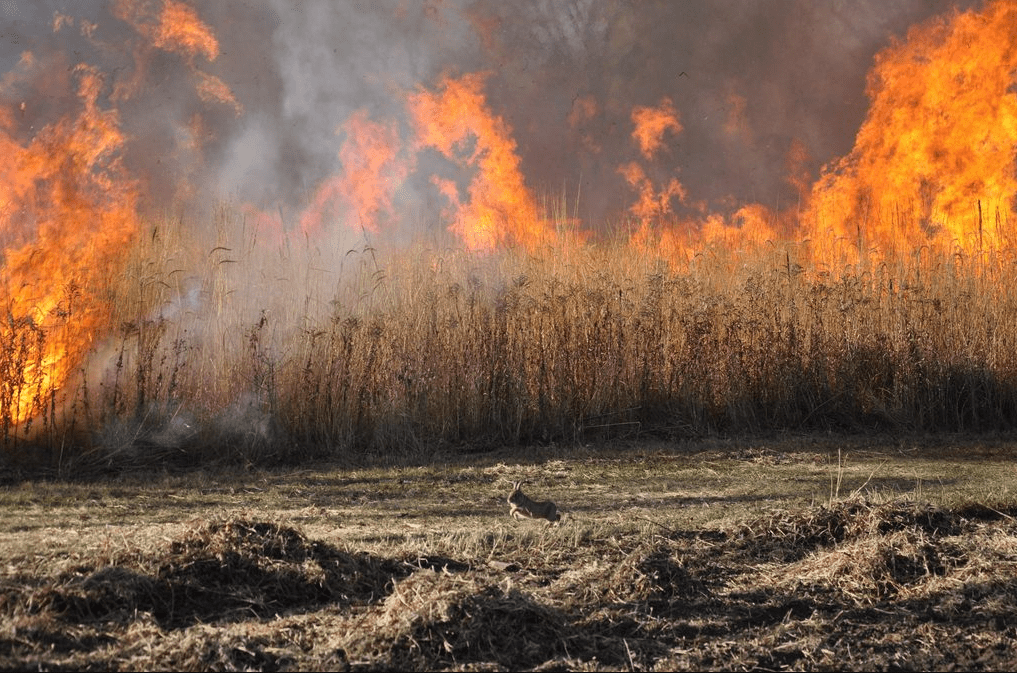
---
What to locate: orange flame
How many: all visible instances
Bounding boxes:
[619,161,687,222]
[805,0,1017,266]
[701,204,777,250]
[0,1,231,427]
[621,97,689,242]
[114,0,220,63]
[298,110,412,237]
[622,91,780,262]
[1,64,140,425]
[407,72,551,251]
[112,0,236,115]
[195,71,243,117]
[631,97,682,161]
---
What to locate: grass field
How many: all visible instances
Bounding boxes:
[4,207,1017,472]
[2,435,1017,670]
[3,2,1017,668]
[2,209,1017,670]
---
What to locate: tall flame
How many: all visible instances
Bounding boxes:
[0,0,234,428]
[805,0,1017,266]
[407,73,551,251]
[298,110,412,237]
[621,97,689,242]
[1,63,140,425]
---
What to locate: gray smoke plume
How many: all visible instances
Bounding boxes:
[1,0,989,456]
[1,0,982,231]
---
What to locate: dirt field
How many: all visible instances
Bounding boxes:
[2,435,1016,671]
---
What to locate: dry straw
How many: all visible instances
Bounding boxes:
[5,498,1017,670]
[4,205,1017,469]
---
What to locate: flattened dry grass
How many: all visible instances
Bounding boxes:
[6,499,1017,670]
[1,516,405,637]
[3,444,1017,670]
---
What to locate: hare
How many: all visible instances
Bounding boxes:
[507,480,561,523]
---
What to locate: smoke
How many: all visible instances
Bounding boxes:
[459,0,984,221]
[2,0,1004,449]
[1,0,984,230]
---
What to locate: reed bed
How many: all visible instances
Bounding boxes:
[4,206,1017,469]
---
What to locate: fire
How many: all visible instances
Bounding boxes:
[298,110,412,237]
[631,97,682,161]
[804,0,1017,266]
[5,0,1015,435]
[621,97,686,230]
[619,161,687,223]
[194,71,243,117]
[113,0,220,63]
[624,1,1017,269]
[111,0,236,114]
[252,72,553,252]
[253,72,552,252]
[622,97,692,255]
[622,92,784,261]
[701,205,778,250]
[407,72,551,251]
[0,64,140,426]
[0,0,232,428]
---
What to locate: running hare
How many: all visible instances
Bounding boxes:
[507,480,561,523]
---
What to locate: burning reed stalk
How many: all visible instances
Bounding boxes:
[6,207,1017,469]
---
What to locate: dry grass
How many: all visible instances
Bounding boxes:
[1,442,1017,670]
[3,205,1017,470]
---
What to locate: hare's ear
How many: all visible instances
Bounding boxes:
[511,480,521,490]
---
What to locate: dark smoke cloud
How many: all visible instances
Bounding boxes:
[463,0,982,221]
[1,0,983,230]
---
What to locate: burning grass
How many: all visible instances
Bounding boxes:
[2,1,1017,477]
[2,447,1017,670]
[4,207,1017,472]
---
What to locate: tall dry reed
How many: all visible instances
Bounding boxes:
[4,206,1017,469]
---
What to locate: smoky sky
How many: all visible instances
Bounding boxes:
[0,0,984,230]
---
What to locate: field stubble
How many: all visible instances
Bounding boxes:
[1,437,1017,670]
